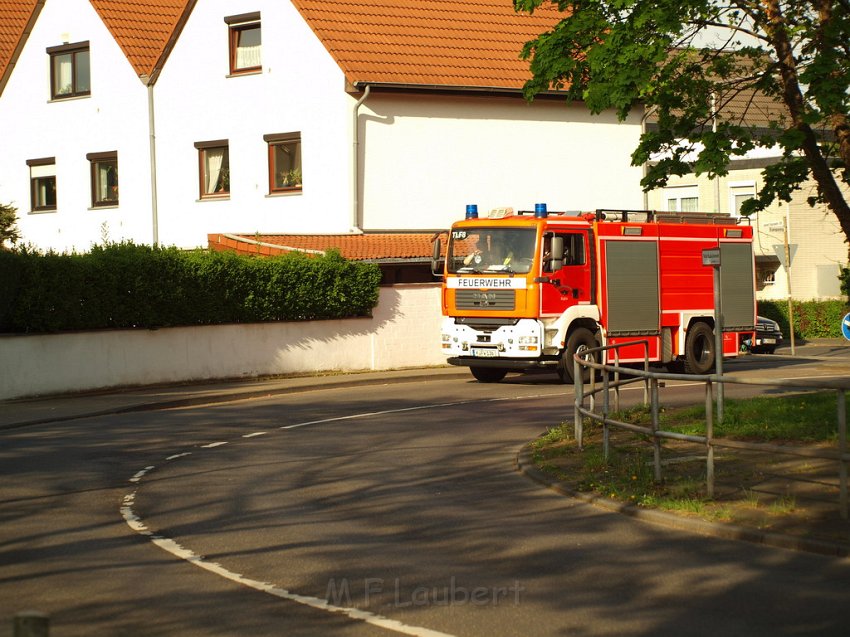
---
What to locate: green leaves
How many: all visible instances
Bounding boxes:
[0,201,20,248]
[516,0,850,256]
[0,243,382,333]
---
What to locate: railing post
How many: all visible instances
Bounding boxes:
[574,356,584,450]
[838,389,847,519]
[643,342,650,406]
[705,379,715,499]
[651,377,662,482]
[613,349,621,413]
[603,365,610,460]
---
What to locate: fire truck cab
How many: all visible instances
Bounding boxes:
[432,205,756,383]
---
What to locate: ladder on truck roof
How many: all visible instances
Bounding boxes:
[595,209,749,225]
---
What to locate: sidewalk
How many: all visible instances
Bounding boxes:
[0,366,470,430]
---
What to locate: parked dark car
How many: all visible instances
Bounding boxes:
[740,316,783,354]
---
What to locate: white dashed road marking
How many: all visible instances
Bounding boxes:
[121,392,570,636]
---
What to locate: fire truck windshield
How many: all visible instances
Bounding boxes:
[447,228,537,274]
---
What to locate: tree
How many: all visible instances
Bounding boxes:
[515,0,850,258]
[0,201,20,249]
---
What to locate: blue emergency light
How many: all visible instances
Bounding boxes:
[465,204,479,219]
[534,203,548,218]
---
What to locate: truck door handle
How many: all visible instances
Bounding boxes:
[534,276,561,286]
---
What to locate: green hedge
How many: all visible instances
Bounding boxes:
[0,243,382,333]
[758,299,850,339]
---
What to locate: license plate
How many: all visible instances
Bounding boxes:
[471,348,498,358]
[761,338,776,344]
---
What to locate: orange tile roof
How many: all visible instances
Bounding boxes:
[90,0,193,80]
[209,233,438,262]
[291,0,561,90]
[0,0,41,92]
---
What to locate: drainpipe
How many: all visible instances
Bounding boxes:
[711,91,720,213]
[640,104,657,210]
[351,85,370,234]
[144,79,160,246]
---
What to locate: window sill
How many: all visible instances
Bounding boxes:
[266,189,303,198]
[89,204,119,210]
[28,208,57,215]
[226,69,262,78]
[198,195,231,202]
[47,94,91,103]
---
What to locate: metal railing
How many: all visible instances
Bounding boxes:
[573,342,850,518]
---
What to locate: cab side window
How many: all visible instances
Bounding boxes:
[544,233,586,271]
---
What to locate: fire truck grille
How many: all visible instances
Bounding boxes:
[455,290,516,311]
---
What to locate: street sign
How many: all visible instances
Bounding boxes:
[702,248,721,266]
[772,244,798,268]
[842,312,850,342]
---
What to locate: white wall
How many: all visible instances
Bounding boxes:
[0,284,444,400]
[152,0,356,248]
[360,94,645,230]
[0,0,153,252]
[1,0,645,253]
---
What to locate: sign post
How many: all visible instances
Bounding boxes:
[702,248,723,423]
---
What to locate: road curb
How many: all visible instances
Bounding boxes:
[515,444,850,559]
[0,369,472,430]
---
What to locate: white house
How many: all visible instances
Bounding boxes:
[0,0,644,253]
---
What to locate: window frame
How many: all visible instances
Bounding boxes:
[195,140,230,199]
[27,157,57,213]
[664,185,700,213]
[729,180,757,217]
[225,12,261,75]
[265,132,302,194]
[47,41,90,100]
[86,151,119,208]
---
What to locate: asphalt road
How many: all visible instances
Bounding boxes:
[2,348,850,636]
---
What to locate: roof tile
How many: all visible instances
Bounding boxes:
[291,0,561,90]
[0,0,40,85]
[209,233,437,262]
[89,0,191,78]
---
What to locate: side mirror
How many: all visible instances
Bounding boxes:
[431,234,445,278]
[549,236,565,271]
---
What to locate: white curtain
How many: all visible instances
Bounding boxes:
[235,28,261,69]
[55,56,73,94]
[205,150,224,193]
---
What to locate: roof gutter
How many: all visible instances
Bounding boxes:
[351,84,371,234]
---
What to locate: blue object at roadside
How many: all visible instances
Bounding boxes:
[842,312,850,341]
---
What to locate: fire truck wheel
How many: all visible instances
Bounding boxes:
[683,321,716,374]
[558,327,598,384]
[469,367,508,383]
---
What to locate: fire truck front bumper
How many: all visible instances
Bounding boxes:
[440,317,554,362]
[446,356,559,370]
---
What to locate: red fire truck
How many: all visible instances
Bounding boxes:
[432,205,756,383]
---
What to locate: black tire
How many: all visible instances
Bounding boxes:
[469,366,507,383]
[557,327,598,384]
[763,347,776,355]
[683,321,716,374]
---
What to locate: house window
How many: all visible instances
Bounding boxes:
[729,181,757,216]
[87,152,118,207]
[47,41,90,99]
[264,133,302,193]
[665,186,699,212]
[225,12,261,74]
[27,157,57,212]
[195,140,230,198]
